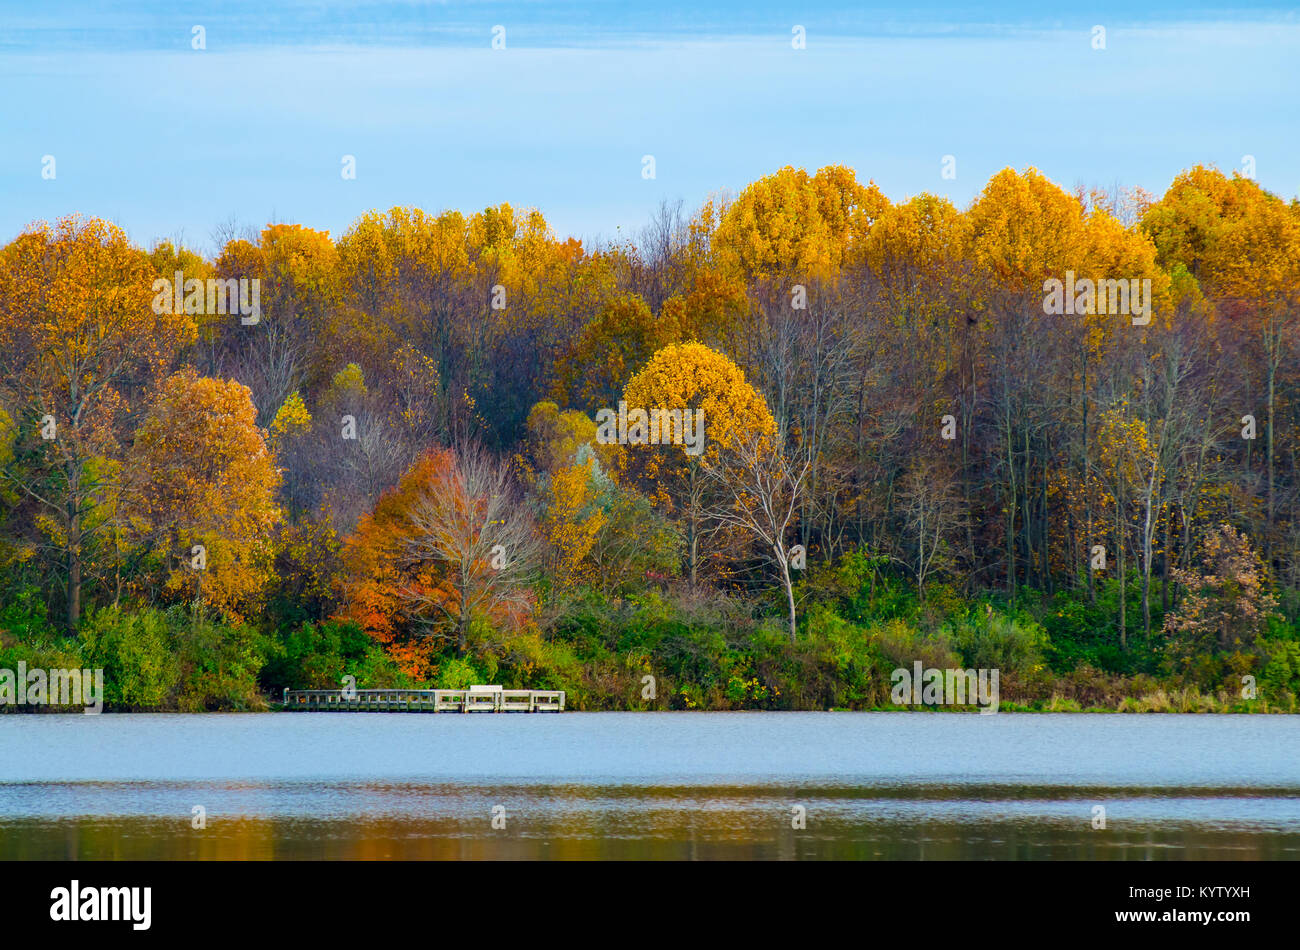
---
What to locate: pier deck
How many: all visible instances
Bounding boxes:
[281,687,565,713]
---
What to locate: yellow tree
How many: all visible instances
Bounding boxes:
[0,216,195,629]
[555,292,675,411]
[708,167,887,569]
[713,164,888,282]
[659,269,749,346]
[268,391,312,452]
[336,207,471,344]
[148,240,216,358]
[859,194,975,566]
[967,169,1087,600]
[967,167,1086,290]
[521,401,679,595]
[1078,204,1172,602]
[862,193,970,314]
[619,342,777,584]
[520,402,610,590]
[215,223,340,423]
[540,459,608,590]
[126,367,282,621]
[967,168,1169,602]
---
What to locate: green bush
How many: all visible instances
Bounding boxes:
[261,619,410,693]
[436,657,485,689]
[170,610,267,711]
[80,606,177,708]
[0,586,58,641]
[950,608,1047,680]
[0,588,84,680]
[1258,617,1300,704]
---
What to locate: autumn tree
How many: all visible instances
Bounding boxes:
[620,342,777,584]
[555,292,676,412]
[1143,167,1300,563]
[126,367,282,621]
[521,402,609,591]
[1162,523,1278,685]
[148,239,215,361]
[398,445,539,655]
[341,445,539,671]
[703,429,809,640]
[205,224,341,428]
[895,460,967,603]
[522,401,678,596]
[713,164,888,282]
[0,216,195,629]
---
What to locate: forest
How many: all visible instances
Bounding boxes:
[1,163,1298,712]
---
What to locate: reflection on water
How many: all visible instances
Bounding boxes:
[3,784,1300,860]
[1,712,1297,859]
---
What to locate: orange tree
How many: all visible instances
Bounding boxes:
[340,445,539,676]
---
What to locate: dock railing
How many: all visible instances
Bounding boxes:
[281,687,565,713]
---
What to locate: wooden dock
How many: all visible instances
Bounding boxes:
[281,686,565,713]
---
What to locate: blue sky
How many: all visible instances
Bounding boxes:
[1,1,1297,254]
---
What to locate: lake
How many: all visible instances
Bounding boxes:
[1,712,1297,859]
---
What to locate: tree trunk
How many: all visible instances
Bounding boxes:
[1083,349,1095,603]
[688,466,700,586]
[778,548,797,643]
[1116,494,1127,651]
[1141,463,1156,641]
[1005,410,1017,605]
[1161,506,1171,613]
[1266,346,1275,566]
[66,472,82,633]
[66,542,81,633]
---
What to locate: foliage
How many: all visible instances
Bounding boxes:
[126,367,283,621]
[1161,523,1278,686]
[0,163,1297,712]
[260,619,410,693]
[80,606,176,708]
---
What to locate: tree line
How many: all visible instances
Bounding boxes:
[1,163,1297,710]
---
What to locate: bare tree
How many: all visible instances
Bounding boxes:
[704,431,809,641]
[229,319,303,426]
[397,445,540,655]
[896,462,967,602]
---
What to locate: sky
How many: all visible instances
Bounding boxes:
[1,1,1297,254]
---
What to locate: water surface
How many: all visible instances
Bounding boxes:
[1,712,1296,859]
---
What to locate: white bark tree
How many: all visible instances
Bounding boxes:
[704,430,809,642]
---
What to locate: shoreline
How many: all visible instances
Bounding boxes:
[3,703,1297,715]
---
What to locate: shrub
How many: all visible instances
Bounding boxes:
[435,657,485,690]
[80,606,177,708]
[950,608,1048,681]
[171,610,267,711]
[261,619,410,692]
[1258,618,1300,705]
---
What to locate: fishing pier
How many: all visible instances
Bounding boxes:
[281,685,566,713]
